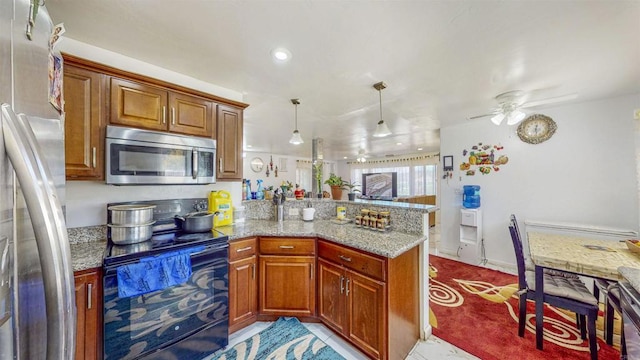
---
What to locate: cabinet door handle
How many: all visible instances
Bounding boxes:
[339,255,352,262]
[252,263,255,279]
[279,245,294,249]
[310,263,313,279]
[171,107,176,125]
[340,276,344,294]
[87,283,93,309]
[345,278,350,297]
[236,246,252,253]
[162,106,166,124]
[219,158,223,172]
[91,147,96,168]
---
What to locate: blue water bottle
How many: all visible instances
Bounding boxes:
[256,179,264,200]
[462,185,481,208]
[245,180,252,200]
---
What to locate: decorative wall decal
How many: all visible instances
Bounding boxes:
[459,142,508,176]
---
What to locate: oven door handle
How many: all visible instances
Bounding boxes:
[105,244,229,275]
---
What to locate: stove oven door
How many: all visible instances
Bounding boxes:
[103,245,229,360]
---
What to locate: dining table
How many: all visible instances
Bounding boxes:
[527,232,640,351]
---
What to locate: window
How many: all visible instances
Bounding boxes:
[349,154,438,197]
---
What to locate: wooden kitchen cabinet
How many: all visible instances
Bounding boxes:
[110,78,215,138]
[74,267,102,360]
[228,238,258,333]
[63,63,106,180]
[317,239,419,360]
[216,104,243,180]
[258,237,315,317]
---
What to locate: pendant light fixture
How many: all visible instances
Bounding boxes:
[373,81,392,137]
[289,98,304,145]
[356,149,367,163]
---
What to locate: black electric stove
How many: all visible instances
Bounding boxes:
[104,198,229,266]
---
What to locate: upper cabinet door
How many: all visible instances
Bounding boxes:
[168,92,215,138]
[217,105,243,180]
[109,77,168,131]
[63,64,105,180]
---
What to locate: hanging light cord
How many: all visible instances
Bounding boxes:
[295,103,298,130]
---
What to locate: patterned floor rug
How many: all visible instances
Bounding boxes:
[207,317,345,360]
[429,255,621,360]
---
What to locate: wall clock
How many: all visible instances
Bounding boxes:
[250,157,264,172]
[516,114,557,144]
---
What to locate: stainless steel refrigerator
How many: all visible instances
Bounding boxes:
[0,0,76,359]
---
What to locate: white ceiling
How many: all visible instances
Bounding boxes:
[46,0,640,161]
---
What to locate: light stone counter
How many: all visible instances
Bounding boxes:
[528,232,640,280]
[215,219,427,258]
[66,218,427,272]
[618,266,640,293]
[70,240,107,272]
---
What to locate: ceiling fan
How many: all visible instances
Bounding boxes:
[468,90,578,125]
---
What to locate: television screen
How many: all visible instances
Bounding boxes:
[361,172,397,200]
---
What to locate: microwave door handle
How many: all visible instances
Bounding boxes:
[1,104,76,360]
[192,148,198,179]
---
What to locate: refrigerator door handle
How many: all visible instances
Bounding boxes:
[1,104,76,360]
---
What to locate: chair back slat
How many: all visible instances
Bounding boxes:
[509,214,528,290]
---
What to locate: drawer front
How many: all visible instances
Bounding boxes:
[318,240,386,281]
[229,237,258,261]
[259,237,315,256]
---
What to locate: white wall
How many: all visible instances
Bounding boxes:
[439,94,640,267]
[242,152,302,193]
[59,38,243,102]
[66,181,240,228]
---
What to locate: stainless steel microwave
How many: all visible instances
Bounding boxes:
[105,125,216,185]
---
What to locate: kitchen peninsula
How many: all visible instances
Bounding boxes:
[67,199,436,360]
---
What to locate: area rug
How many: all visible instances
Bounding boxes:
[207,317,345,360]
[429,255,620,360]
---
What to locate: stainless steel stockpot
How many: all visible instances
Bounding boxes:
[175,211,214,233]
[108,204,156,225]
[107,221,155,245]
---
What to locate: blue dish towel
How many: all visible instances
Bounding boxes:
[117,245,205,298]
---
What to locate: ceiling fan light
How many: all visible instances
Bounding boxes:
[373,120,391,137]
[507,110,526,125]
[490,113,505,125]
[289,130,304,145]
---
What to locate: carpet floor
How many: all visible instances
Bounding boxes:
[207,317,345,360]
[429,255,621,360]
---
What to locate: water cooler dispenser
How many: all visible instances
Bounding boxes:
[459,185,482,264]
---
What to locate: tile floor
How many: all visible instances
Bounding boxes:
[211,224,481,360]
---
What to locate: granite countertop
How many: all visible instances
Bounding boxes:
[619,266,640,293]
[67,219,427,272]
[215,219,427,258]
[70,240,107,272]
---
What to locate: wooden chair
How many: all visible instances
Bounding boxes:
[509,214,600,360]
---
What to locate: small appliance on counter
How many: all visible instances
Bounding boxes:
[209,190,233,227]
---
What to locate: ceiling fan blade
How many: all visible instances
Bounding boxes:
[521,93,578,109]
[467,113,495,120]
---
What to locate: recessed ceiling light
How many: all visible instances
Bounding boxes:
[246,145,252,148]
[396,142,402,146]
[272,48,291,62]
[417,147,423,151]
[343,156,348,159]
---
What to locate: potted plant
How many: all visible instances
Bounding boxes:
[324,173,345,200]
[342,180,361,201]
